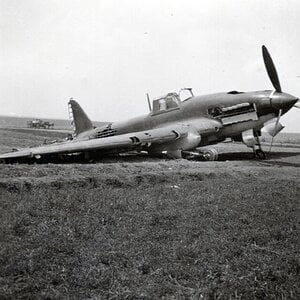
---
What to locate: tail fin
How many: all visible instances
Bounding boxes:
[68,98,94,135]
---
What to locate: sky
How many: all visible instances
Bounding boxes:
[0,0,299,132]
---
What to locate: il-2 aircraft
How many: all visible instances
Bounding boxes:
[0,46,299,163]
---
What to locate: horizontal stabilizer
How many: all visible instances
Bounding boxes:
[68,99,94,135]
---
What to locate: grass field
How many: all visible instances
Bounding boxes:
[0,122,299,299]
[0,161,299,299]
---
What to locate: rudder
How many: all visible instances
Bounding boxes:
[68,98,94,135]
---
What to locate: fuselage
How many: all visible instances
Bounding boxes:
[79,89,297,147]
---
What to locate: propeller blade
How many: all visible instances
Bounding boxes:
[269,136,275,152]
[146,93,152,112]
[268,108,282,152]
[262,45,282,93]
[275,108,282,128]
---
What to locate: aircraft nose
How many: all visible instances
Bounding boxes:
[271,92,298,111]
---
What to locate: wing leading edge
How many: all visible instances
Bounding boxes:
[0,124,200,163]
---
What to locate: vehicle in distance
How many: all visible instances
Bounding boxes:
[27,119,54,130]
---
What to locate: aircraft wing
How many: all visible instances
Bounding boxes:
[0,124,202,162]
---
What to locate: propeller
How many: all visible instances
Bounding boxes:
[262,46,285,152]
[262,45,282,93]
[268,108,283,152]
[262,46,298,152]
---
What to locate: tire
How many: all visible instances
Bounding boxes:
[203,148,219,161]
[255,149,266,160]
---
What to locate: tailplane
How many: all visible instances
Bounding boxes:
[68,98,94,135]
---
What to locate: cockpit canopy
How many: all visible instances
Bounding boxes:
[151,92,181,115]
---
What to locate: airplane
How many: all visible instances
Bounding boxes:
[0,45,298,164]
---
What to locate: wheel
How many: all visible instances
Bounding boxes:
[255,149,266,160]
[203,148,219,161]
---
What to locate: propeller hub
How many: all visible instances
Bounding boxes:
[270,92,298,112]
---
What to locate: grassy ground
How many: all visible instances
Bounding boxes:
[0,127,299,299]
[0,160,299,299]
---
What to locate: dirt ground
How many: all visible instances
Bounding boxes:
[0,128,299,299]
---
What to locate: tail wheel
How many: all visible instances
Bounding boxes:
[203,148,219,161]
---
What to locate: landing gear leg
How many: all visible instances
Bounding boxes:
[253,131,266,160]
